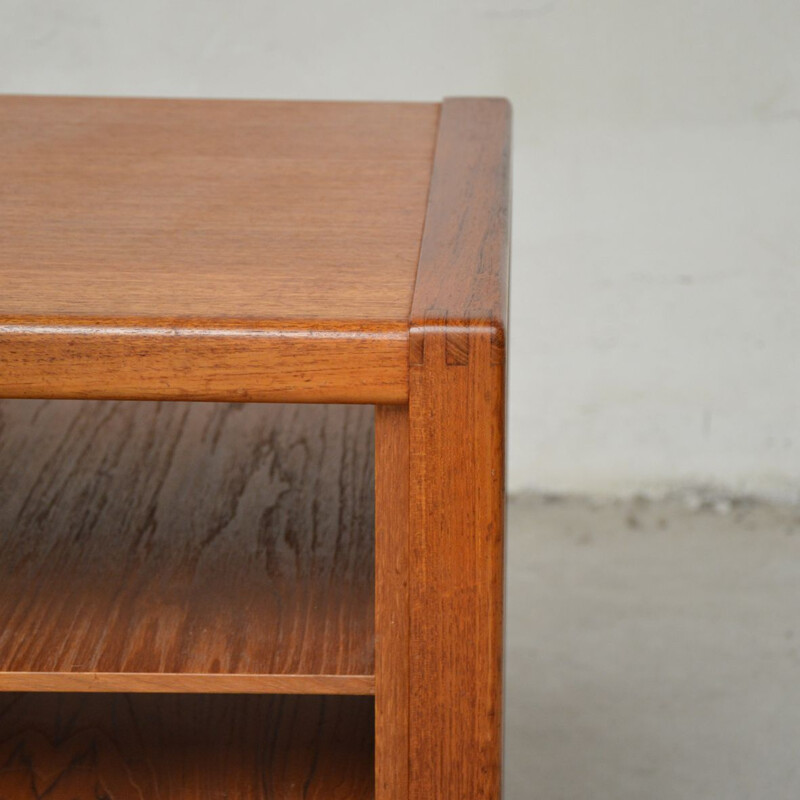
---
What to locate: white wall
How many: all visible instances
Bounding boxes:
[2,0,799,500]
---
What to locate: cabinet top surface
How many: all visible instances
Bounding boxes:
[0,95,438,325]
[0,95,510,403]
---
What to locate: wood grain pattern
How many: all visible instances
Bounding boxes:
[0,693,374,799]
[406,98,510,800]
[0,95,440,402]
[0,94,512,800]
[0,321,408,404]
[409,98,510,367]
[374,406,410,800]
[0,400,375,693]
[0,672,373,695]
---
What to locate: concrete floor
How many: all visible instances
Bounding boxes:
[505,495,800,800]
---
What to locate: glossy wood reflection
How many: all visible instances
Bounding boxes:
[0,400,375,693]
[0,96,440,402]
[0,93,512,800]
[0,97,436,322]
[407,98,510,800]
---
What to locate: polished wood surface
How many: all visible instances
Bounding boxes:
[409,97,510,366]
[0,95,440,403]
[374,406,410,800]
[0,400,375,693]
[406,98,510,800]
[0,693,374,799]
[0,94,512,800]
[0,322,408,404]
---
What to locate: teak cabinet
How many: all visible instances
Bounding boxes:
[0,95,511,799]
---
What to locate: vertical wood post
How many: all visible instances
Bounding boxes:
[375,405,411,800]
[408,334,505,799]
[406,97,511,799]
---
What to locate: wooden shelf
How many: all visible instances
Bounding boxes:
[0,400,374,694]
[0,693,374,798]
[0,94,512,798]
[0,96,439,404]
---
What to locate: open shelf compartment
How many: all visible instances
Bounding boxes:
[0,693,374,798]
[0,400,375,695]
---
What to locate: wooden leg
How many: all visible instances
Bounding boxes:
[375,405,410,800]
[375,96,509,800]
[408,331,506,800]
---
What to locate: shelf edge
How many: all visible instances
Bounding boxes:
[0,672,376,695]
[0,322,408,404]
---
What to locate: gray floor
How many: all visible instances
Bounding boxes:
[505,495,800,800]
